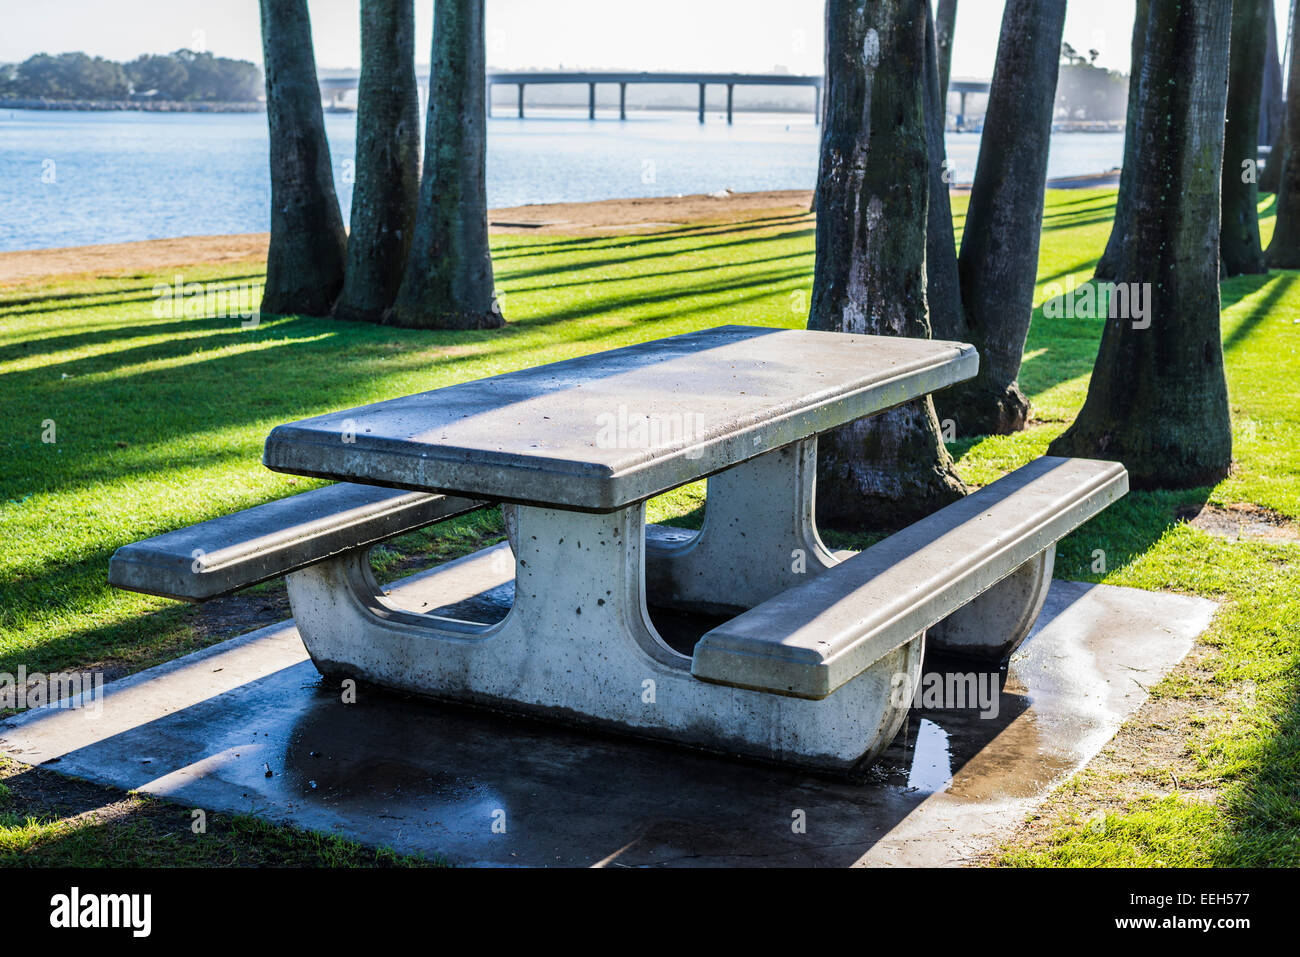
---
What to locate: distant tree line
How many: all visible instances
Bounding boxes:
[1056,43,1128,122]
[0,50,261,102]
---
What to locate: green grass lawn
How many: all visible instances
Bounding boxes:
[1,188,1297,866]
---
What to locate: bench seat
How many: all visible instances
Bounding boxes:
[691,456,1128,700]
[109,484,484,602]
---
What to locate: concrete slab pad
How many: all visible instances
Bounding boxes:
[0,556,1216,867]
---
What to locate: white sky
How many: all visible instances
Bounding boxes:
[0,1,1286,79]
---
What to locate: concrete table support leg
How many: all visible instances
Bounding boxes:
[285,500,920,771]
[645,439,839,614]
[926,547,1056,661]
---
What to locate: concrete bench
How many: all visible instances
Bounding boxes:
[692,456,1128,700]
[108,483,485,602]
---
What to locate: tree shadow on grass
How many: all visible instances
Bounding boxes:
[0,314,267,367]
[507,263,813,327]
[0,274,266,318]
[490,213,812,261]
[1040,191,1117,209]
[506,248,813,295]
[1040,213,1117,233]
[1035,257,1103,288]
[1019,270,1282,404]
[498,227,815,285]
[1052,486,1211,582]
[1040,203,1116,226]
[0,556,204,680]
[1221,271,1296,354]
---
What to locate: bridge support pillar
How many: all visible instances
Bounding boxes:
[698,83,706,123]
[814,84,821,125]
[589,82,596,119]
[518,83,525,119]
[619,82,627,120]
[958,91,967,129]
[726,84,734,124]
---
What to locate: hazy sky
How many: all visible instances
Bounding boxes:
[0,1,1283,79]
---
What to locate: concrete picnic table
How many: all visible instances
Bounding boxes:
[255,324,981,769]
[113,323,1125,770]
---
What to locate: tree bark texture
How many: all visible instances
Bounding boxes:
[333,0,421,322]
[1260,1,1285,147]
[387,0,502,329]
[938,0,1066,436]
[925,0,966,349]
[1220,0,1269,276]
[1049,0,1233,489]
[1267,2,1300,266]
[809,0,966,532]
[259,0,347,317]
[936,0,957,104]
[1095,0,1152,281]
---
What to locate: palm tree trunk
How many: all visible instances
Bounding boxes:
[1221,0,1270,276]
[925,0,965,349]
[1095,0,1151,281]
[258,0,347,317]
[1263,115,1287,193]
[1261,2,1285,143]
[387,0,501,330]
[1049,0,1233,489]
[1260,1,1286,193]
[333,0,421,323]
[1268,4,1300,266]
[809,0,965,532]
[938,0,1066,436]
[936,0,958,104]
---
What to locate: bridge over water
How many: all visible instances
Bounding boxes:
[318,71,991,125]
[489,72,822,124]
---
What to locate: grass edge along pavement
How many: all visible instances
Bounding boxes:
[0,187,1297,866]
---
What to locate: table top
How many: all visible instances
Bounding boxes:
[263,325,977,511]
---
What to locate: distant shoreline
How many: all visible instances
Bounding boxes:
[0,98,262,113]
[0,101,1128,131]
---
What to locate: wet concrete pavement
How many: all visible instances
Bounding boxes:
[0,547,1216,866]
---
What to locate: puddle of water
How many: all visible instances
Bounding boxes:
[905,718,953,792]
